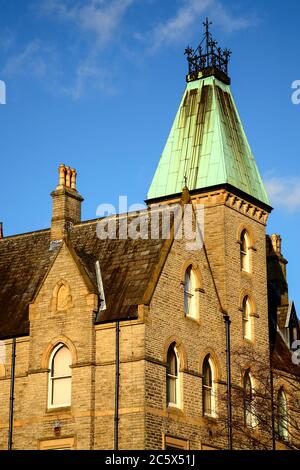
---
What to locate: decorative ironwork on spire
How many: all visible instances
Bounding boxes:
[185,18,231,79]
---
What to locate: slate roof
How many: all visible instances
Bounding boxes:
[70,216,167,323]
[147,75,270,207]
[0,230,59,339]
[0,211,168,339]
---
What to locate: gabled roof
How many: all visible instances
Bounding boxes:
[271,332,300,377]
[147,76,270,207]
[0,209,172,338]
[275,301,298,331]
[0,230,60,338]
[69,213,171,323]
[285,301,298,328]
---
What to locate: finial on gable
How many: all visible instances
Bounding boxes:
[181,175,191,204]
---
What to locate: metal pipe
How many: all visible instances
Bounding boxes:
[269,347,276,450]
[224,315,233,450]
[114,321,120,450]
[8,338,16,450]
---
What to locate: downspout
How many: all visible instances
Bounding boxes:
[269,358,276,450]
[8,337,16,450]
[224,314,233,450]
[270,365,276,450]
[114,321,120,450]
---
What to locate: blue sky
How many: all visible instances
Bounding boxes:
[0,0,299,308]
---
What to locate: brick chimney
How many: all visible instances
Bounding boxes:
[51,164,83,240]
[267,233,288,306]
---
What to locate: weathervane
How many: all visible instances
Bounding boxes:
[185,18,231,77]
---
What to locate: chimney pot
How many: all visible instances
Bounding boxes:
[271,234,282,256]
[65,166,71,188]
[71,169,77,190]
[58,164,66,187]
[0,223,3,239]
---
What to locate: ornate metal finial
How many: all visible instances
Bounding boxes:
[185,19,231,78]
[183,175,188,187]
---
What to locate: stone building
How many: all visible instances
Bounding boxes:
[0,23,299,450]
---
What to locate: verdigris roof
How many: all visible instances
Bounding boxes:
[0,212,168,339]
[147,75,270,206]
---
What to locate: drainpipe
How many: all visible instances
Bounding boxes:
[224,314,233,450]
[8,337,16,450]
[269,346,276,450]
[114,321,120,450]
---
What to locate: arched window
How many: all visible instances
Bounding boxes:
[242,297,253,340]
[166,343,180,407]
[184,265,197,318]
[278,389,289,441]
[240,230,250,273]
[48,344,72,408]
[202,355,216,417]
[244,370,256,428]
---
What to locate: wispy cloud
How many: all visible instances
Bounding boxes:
[62,56,117,99]
[0,28,16,51]
[33,0,135,97]
[2,0,258,98]
[149,0,257,52]
[39,0,134,47]
[265,176,300,213]
[3,39,58,80]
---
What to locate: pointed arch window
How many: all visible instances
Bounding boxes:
[242,297,253,341]
[184,265,197,318]
[278,389,289,441]
[48,344,72,408]
[240,230,250,273]
[202,355,216,417]
[166,343,180,407]
[244,370,256,428]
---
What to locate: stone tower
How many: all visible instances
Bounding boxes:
[144,19,273,449]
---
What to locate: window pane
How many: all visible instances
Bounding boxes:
[241,231,250,272]
[278,391,288,439]
[244,372,255,427]
[167,377,176,404]
[167,344,178,405]
[203,357,214,415]
[184,266,196,317]
[203,386,212,415]
[167,348,177,376]
[52,377,71,406]
[184,291,191,315]
[52,346,72,377]
[185,267,191,292]
[243,298,251,339]
[203,358,212,387]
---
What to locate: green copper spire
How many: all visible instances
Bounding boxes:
[147,22,269,207]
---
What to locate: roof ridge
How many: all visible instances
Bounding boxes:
[0,228,50,240]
